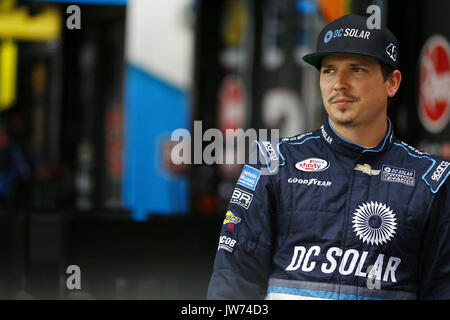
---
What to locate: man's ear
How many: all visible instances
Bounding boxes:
[387,70,402,98]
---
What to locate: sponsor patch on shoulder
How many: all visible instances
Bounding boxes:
[237,165,261,190]
[261,141,278,161]
[381,165,415,186]
[223,211,242,230]
[230,188,254,209]
[423,160,450,193]
[295,158,330,172]
[431,160,450,182]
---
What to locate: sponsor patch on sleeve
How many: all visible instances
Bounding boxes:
[230,188,254,209]
[223,211,242,231]
[237,165,261,191]
[423,160,450,193]
[261,141,279,161]
[217,235,237,253]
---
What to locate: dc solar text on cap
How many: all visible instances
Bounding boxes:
[303,14,399,70]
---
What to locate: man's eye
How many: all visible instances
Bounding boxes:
[322,69,334,74]
[353,67,365,72]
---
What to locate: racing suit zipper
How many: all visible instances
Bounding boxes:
[337,153,364,299]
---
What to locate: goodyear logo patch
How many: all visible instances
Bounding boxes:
[223,211,242,230]
[237,165,261,191]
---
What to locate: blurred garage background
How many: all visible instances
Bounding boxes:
[0,0,448,299]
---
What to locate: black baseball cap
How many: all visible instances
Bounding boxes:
[303,14,399,70]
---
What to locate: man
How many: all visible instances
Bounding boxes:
[207,14,450,300]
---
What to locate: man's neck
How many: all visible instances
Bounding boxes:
[329,117,388,148]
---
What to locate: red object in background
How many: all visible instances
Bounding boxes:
[196,192,221,216]
[418,35,450,133]
[0,133,10,149]
[105,107,123,180]
[218,76,246,133]
[162,140,189,176]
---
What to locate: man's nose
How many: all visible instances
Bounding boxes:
[333,71,350,91]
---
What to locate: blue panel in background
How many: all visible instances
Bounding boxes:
[29,0,127,5]
[123,64,190,221]
[295,0,317,15]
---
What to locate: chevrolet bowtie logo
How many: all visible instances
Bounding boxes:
[354,164,381,176]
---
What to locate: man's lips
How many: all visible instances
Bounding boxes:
[334,99,354,102]
[332,99,356,106]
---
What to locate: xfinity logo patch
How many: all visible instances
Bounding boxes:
[295,158,330,172]
[230,188,253,209]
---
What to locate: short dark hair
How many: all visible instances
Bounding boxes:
[379,62,394,82]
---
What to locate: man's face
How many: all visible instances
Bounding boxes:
[319,53,395,127]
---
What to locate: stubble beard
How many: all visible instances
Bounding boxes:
[330,109,357,126]
[326,93,361,127]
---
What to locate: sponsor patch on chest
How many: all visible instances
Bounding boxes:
[381,165,415,186]
[295,158,330,172]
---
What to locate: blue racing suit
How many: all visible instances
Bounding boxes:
[207,117,450,300]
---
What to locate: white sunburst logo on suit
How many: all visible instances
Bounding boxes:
[352,201,397,246]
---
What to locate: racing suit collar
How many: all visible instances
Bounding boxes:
[321,116,394,157]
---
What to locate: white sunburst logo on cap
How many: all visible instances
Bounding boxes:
[352,201,397,246]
